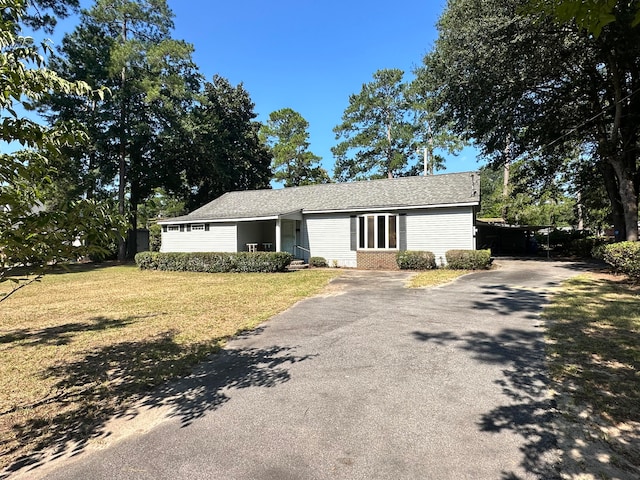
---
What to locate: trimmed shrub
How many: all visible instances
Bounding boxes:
[134,251,293,273]
[601,242,640,279]
[445,249,492,270]
[396,250,436,270]
[309,256,327,268]
[591,243,608,260]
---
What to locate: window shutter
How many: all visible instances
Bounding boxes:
[179,225,184,232]
[186,224,191,232]
[162,225,167,233]
[205,223,210,231]
[350,216,357,251]
[399,214,407,251]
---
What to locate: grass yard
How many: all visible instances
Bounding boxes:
[544,272,640,476]
[408,269,471,288]
[0,265,342,472]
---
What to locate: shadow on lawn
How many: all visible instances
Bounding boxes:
[413,328,561,480]
[546,275,640,425]
[2,323,309,477]
[0,317,134,347]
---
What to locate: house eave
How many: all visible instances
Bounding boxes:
[158,215,280,225]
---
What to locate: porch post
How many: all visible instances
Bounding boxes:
[275,217,281,252]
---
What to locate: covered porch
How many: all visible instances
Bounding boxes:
[236,212,307,260]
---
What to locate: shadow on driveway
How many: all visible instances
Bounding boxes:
[413,328,559,480]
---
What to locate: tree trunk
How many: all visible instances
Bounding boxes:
[117,127,126,261]
[117,17,128,262]
[603,51,638,242]
[128,191,138,259]
[610,157,638,241]
[502,137,511,220]
[600,162,626,241]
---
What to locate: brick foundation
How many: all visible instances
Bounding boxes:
[356,251,399,270]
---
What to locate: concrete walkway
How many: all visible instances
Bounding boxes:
[36,259,588,479]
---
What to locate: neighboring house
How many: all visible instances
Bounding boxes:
[158,172,480,269]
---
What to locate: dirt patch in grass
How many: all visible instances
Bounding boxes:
[544,272,640,479]
[0,265,341,473]
[408,269,471,288]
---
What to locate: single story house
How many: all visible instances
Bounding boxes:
[158,172,480,269]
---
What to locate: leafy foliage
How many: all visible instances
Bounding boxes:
[479,165,578,227]
[0,0,125,300]
[260,108,329,187]
[445,249,492,270]
[525,0,640,36]
[333,69,419,181]
[420,0,640,241]
[43,0,201,258]
[178,75,272,210]
[396,250,437,270]
[135,251,294,273]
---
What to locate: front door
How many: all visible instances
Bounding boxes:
[281,219,296,256]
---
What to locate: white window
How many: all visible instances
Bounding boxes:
[358,214,398,249]
[191,224,205,231]
[167,225,180,232]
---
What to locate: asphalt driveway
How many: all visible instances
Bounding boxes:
[35,259,589,480]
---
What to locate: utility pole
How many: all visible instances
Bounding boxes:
[417,147,432,175]
[418,138,434,175]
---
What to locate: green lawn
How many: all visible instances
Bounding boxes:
[408,269,471,287]
[0,265,342,471]
[544,272,640,475]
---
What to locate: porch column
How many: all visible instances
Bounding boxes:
[275,217,281,252]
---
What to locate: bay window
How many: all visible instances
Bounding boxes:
[358,213,398,249]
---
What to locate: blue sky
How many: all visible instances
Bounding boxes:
[41,0,482,176]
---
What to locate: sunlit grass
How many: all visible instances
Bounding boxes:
[544,273,640,424]
[0,265,342,470]
[408,269,471,288]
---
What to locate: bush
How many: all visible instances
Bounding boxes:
[148,223,161,252]
[601,242,640,279]
[309,256,327,267]
[591,243,608,260]
[445,249,492,270]
[89,239,118,263]
[567,237,596,257]
[396,250,436,270]
[135,251,293,273]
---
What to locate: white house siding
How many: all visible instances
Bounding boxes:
[304,214,357,268]
[160,223,237,252]
[405,207,475,266]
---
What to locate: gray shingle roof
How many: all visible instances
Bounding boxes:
[161,172,480,223]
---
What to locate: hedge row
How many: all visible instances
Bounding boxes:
[445,249,492,270]
[395,249,492,270]
[600,241,640,279]
[135,251,293,273]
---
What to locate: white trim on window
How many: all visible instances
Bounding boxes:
[357,213,399,250]
[191,224,205,231]
[167,225,180,232]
